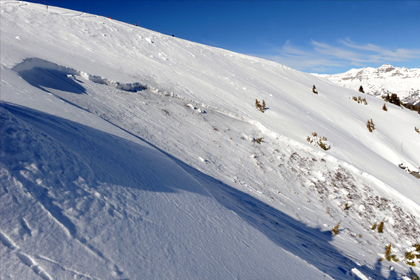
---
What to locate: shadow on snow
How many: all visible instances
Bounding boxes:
[17,67,86,95]
[0,102,405,280]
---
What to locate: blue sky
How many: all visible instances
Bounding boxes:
[26,0,420,74]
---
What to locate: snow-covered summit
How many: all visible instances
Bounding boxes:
[1,1,420,279]
[314,64,420,106]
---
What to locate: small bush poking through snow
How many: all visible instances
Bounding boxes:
[401,103,418,111]
[371,222,377,231]
[359,85,364,93]
[366,119,375,132]
[332,221,341,235]
[352,96,367,105]
[384,244,399,262]
[404,245,420,267]
[404,244,420,267]
[377,219,385,233]
[254,137,264,144]
[361,98,367,105]
[306,132,331,150]
[383,93,402,107]
[255,99,266,113]
[312,85,318,94]
[382,104,388,111]
[407,260,416,267]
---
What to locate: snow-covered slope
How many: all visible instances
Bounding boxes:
[314,64,420,107]
[1,1,420,279]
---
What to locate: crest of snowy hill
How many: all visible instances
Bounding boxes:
[314,64,420,106]
[1,1,420,279]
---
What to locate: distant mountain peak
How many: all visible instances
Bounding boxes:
[313,65,420,106]
[377,64,394,72]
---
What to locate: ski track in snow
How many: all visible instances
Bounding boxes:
[16,252,52,280]
[35,254,99,280]
[0,231,51,280]
[0,232,17,250]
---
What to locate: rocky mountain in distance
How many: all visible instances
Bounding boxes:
[314,64,420,107]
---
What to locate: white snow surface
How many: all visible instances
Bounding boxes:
[1,1,420,279]
[313,64,420,106]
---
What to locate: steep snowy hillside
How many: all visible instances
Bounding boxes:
[1,1,420,279]
[314,64,420,107]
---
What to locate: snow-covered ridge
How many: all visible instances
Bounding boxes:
[12,58,148,93]
[2,1,420,279]
[314,64,420,106]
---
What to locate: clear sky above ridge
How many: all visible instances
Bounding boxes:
[23,0,420,74]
